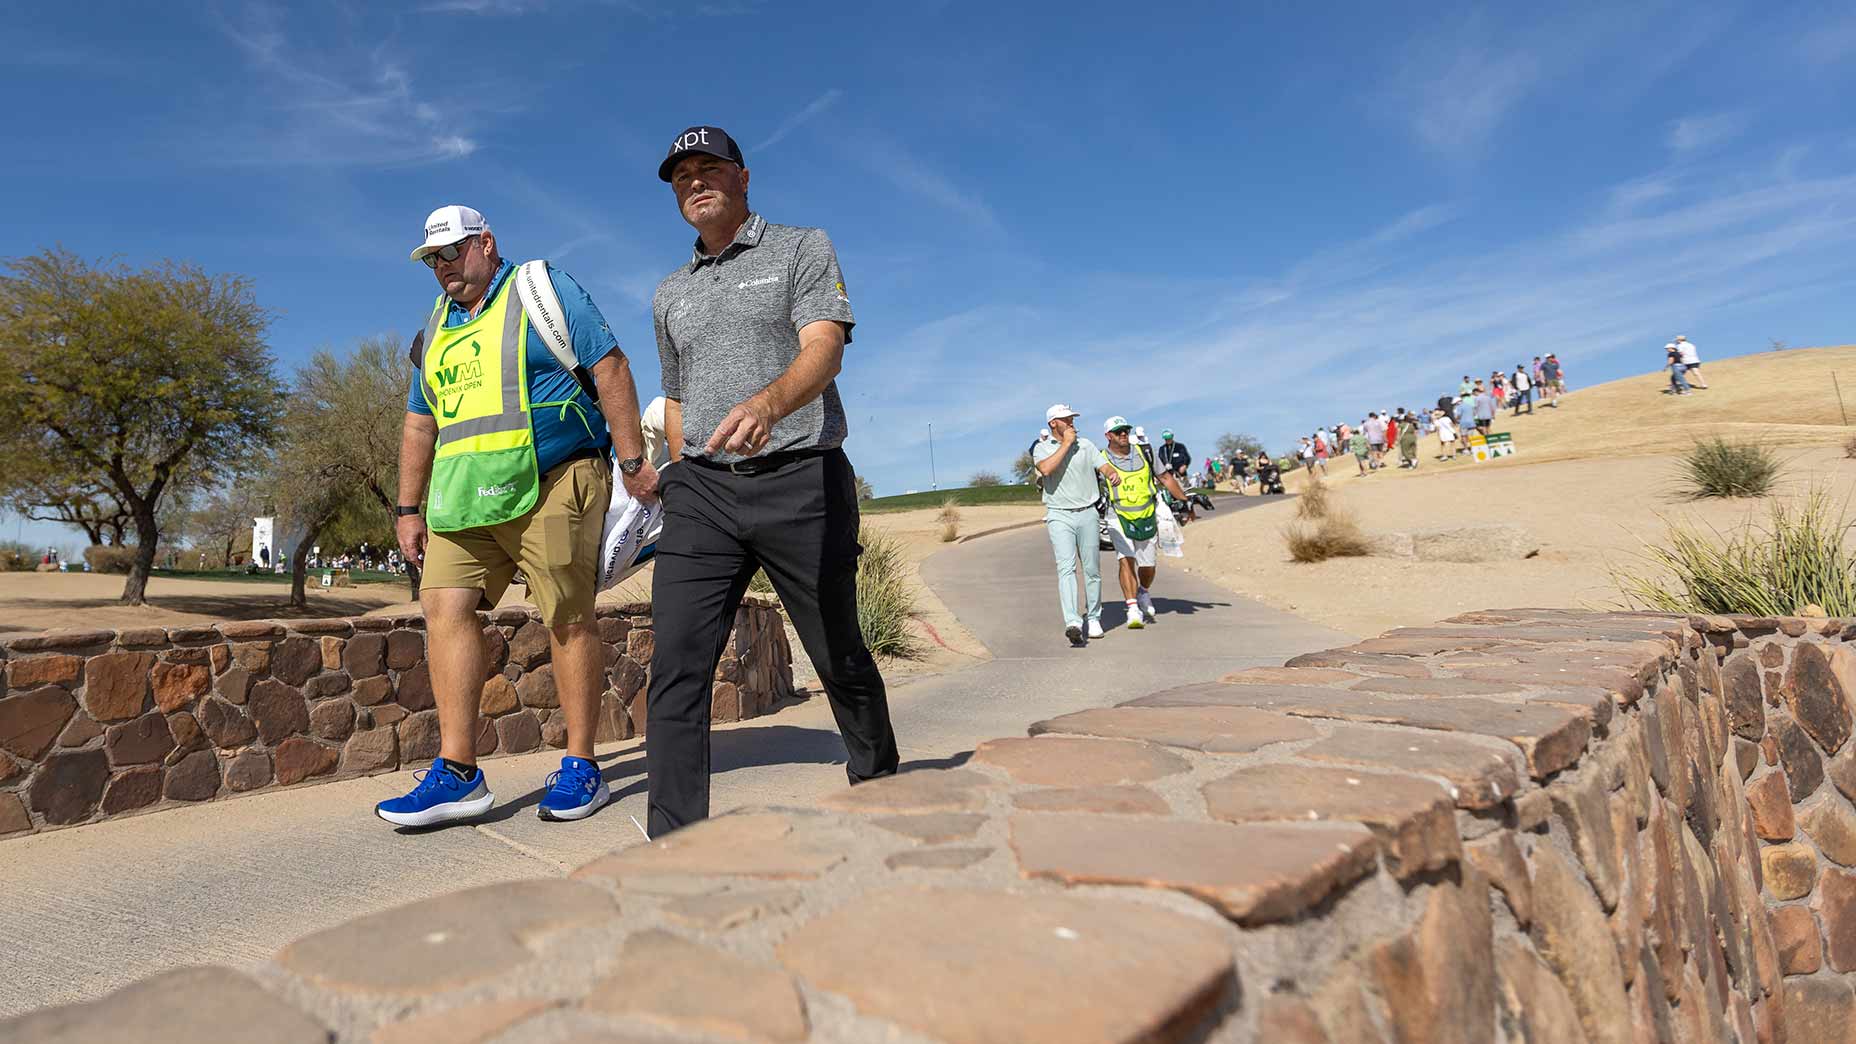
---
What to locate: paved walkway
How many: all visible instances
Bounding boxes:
[0,506,1347,1015]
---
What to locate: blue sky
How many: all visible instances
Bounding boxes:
[6,1,1856,549]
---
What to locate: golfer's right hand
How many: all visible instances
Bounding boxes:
[396,514,427,564]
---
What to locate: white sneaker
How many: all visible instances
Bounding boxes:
[1137,589,1156,623]
[1086,618,1104,639]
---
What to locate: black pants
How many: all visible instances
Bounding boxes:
[645,448,899,837]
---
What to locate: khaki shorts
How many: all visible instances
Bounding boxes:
[1107,520,1158,568]
[422,455,610,627]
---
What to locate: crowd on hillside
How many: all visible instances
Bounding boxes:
[1028,335,1714,498]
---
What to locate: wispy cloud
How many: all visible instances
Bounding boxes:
[1667,111,1748,154]
[845,156,1856,489]
[846,138,1002,236]
[202,4,493,168]
[1799,13,1856,67]
[1398,43,1542,157]
[419,0,547,12]
[754,89,844,151]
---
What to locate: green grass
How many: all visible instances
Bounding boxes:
[863,484,1042,513]
[151,568,404,586]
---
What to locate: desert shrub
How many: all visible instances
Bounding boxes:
[84,545,141,574]
[856,526,919,658]
[968,471,1003,487]
[1614,490,1856,616]
[1843,434,1856,460]
[1285,514,1372,563]
[0,541,38,571]
[1296,478,1333,520]
[938,496,961,543]
[740,527,918,658]
[1678,438,1781,499]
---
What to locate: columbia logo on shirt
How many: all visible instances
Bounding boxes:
[736,275,780,290]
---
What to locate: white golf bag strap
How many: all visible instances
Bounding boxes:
[515,259,598,401]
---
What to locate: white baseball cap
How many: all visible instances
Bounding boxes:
[410,205,489,262]
[1044,403,1080,424]
[1102,415,1132,434]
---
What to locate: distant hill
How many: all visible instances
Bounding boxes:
[1476,344,1855,465]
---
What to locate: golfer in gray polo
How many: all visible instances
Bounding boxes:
[644,125,899,837]
[1033,403,1106,647]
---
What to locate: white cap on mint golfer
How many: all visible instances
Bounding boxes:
[1044,403,1080,424]
[410,205,489,262]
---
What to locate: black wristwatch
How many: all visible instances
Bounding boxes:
[618,455,645,476]
[395,505,422,517]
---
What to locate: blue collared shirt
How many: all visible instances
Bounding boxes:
[407,259,620,473]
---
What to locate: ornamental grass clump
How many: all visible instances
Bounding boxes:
[938,496,962,543]
[1678,437,1782,500]
[1285,513,1373,563]
[856,525,919,658]
[1614,489,1856,616]
[1296,477,1333,520]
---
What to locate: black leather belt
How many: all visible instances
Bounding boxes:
[688,447,828,475]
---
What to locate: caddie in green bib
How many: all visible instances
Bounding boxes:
[419,275,540,531]
[1106,446,1159,540]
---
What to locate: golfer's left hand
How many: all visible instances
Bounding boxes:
[707,398,776,456]
[622,459,660,503]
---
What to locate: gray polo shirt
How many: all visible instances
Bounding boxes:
[653,213,855,462]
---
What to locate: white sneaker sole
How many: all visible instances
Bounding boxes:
[539,781,611,822]
[376,789,496,827]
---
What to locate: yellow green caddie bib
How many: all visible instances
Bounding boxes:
[419,277,540,532]
[1108,451,1158,541]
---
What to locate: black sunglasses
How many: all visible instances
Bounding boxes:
[420,236,479,269]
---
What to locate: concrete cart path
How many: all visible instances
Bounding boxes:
[0,502,1348,1015]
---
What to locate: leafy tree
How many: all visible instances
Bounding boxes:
[854,474,875,501]
[1215,432,1265,458]
[5,461,132,547]
[0,249,283,603]
[1012,451,1037,484]
[969,470,1003,487]
[269,337,410,606]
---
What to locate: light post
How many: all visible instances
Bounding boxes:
[928,422,938,490]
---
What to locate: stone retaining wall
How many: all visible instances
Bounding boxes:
[9,608,1856,1042]
[0,600,793,840]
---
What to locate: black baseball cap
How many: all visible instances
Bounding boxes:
[658,125,744,182]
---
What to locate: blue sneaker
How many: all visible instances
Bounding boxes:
[538,756,610,822]
[375,760,495,827]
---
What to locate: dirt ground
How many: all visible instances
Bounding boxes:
[1179,345,1856,638]
[0,572,411,638]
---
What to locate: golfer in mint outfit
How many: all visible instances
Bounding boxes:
[1034,403,1106,647]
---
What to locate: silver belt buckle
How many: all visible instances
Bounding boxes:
[728,458,754,475]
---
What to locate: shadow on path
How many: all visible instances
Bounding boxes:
[395,725,852,831]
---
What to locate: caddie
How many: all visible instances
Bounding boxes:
[379,205,658,828]
[1100,416,1188,629]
